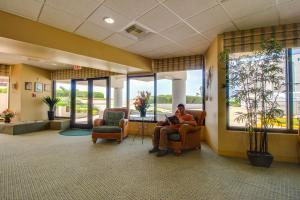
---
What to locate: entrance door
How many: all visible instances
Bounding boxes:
[71,78,109,129]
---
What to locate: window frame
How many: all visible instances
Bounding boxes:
[226,48,298,133]
[53,69,205,123]
[53,80,72,119]
[127,73,157,122]
[0,75,10,117]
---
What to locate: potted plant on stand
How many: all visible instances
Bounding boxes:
[220,39,285,167]
[42,96,60,120]
[1,109,16,123]
[133,91,151,117]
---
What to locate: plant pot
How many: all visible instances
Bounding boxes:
[48,111,55,120]
[140,109,146,118]
[247,151,273,168]
[4,117,11,123]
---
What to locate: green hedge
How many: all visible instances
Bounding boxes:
[0,88,8,93]
[149,95,202,104]
[56,88,104,98]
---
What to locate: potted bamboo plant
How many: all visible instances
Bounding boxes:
[42,96,60,120]
[220,39,285,167]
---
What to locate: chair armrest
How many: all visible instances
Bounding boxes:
[93,119,104,127]
[156,120,169,126]
[119,118,128,129]
[178,125,201,143]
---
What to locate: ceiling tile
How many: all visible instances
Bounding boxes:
[160,22,197,42]
[152,43,182,55]
[276,0,295,5]
[102,33,137,48]
[177,34,210,49]
[104,0,158,20]
[137,5,181,32]
[0,0,43,20]
[202,22,237,41]
[188,43,210,54]
[169,48,193,57]
[278,0,300,24]
[235,7,279,30]
[75,21,113,41]
[220,0,275,20]
[280,14,300,25]
[186,5,231,33]
[140,49,172,59]
[88,6,131,32]
[126,34,171,53]
[45,0,104,19]
[163,0,217,19]
[39,4,85,32]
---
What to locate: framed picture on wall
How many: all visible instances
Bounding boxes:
[35,82,43,93]
[25,82,32,90]
[44,84,51,92]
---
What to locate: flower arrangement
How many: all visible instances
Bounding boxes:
[133,91,151,117]
[1,109,16,123]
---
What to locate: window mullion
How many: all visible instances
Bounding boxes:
[287,49,294,131]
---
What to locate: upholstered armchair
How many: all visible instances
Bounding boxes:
[166,110,206,155]
[92,108,129,144]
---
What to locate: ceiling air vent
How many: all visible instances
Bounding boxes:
[124,23,151,40]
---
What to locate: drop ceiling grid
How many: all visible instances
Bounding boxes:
[0,0,299,58]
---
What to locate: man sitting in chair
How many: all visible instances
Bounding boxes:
[149,103,197,157]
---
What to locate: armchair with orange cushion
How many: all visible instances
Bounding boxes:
[92,108,129,144]
[167,110,206,155]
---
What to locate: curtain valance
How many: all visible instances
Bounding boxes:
[152,55,204,72]
[51,67,120,80]
[0,64,10,76]
[223,23,300,53]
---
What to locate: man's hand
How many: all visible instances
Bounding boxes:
[179,118,185,124]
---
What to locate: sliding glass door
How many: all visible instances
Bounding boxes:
[71,78,109,129]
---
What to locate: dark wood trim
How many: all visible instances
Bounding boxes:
[154,73,157,122]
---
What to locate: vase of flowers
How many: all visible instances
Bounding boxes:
[1,109,16,123]
[133,91,151,118]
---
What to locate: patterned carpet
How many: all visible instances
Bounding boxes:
[0,130,300,200]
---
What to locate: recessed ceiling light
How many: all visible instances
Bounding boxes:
[103,17,114,24]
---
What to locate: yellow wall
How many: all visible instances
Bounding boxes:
[0,10,152,71]
[204,38,219,153]
[9,64,52,121]
[204,35,300,163]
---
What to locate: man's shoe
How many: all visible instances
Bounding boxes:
[149,147,159,154]
[156,149,168,157]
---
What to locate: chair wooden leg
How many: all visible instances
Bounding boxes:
[117,136,122,144]
[174,149,181,156]
[195,145,201,150]
[92,138,97,144]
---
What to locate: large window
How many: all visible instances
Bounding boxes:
[0,76,9,113]
[92,79,107,121]
[53,70,204,122]
[128,75,155,121]
[110,75,127,108]
[157,70,203,121]
[227,49,299,132]
[55,80,71,117]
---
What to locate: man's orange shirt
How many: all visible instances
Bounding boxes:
[171,113,195,130]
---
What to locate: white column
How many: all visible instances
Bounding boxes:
[113,87,123,108]
[172,79,186,113]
